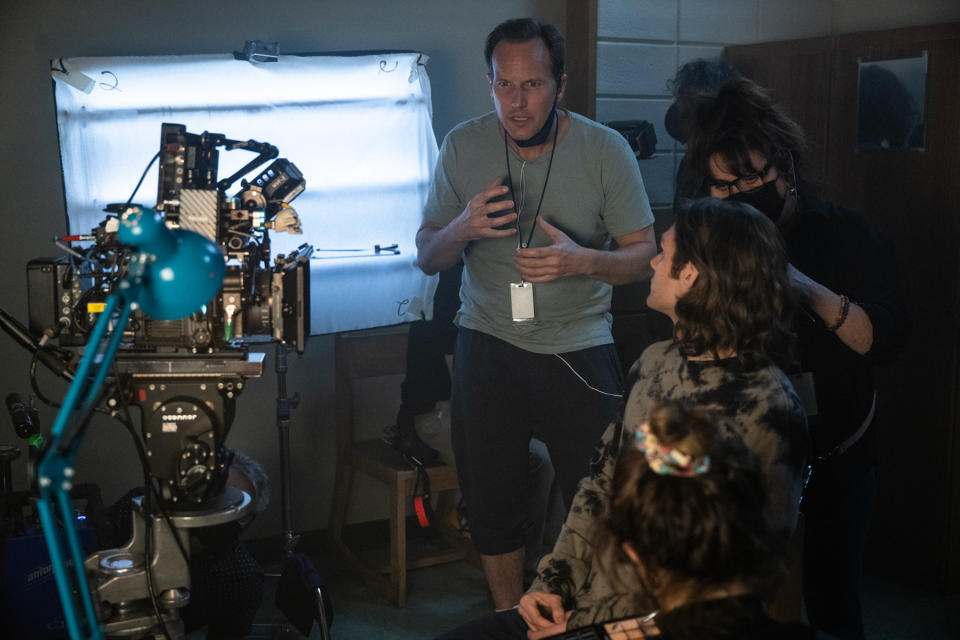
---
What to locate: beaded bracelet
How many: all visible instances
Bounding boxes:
[828,294,850,332]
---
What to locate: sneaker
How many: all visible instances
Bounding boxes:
[382,422,440,465]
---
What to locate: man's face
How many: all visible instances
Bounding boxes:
[489,38,565,142]
[647,226,696,322]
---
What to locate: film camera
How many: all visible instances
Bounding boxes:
[28,123,311,356]
[9,125,316,639]
[22,123,313,508]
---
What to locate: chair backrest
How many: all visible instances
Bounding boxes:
[334,330,409,455]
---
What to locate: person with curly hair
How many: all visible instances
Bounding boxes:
[685,77,909,640]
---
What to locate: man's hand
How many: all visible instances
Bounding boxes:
[518,592,570,635]
[528,620,570,640]
[514,217,587,283]
[449,176,519,243]
[416,177,518,274]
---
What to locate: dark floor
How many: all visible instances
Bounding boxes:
[194,520,960,640]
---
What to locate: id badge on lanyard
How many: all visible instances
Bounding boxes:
[503,116,557,325]
[510,281,535,322]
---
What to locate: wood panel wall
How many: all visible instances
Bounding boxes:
[727,23,960,592]
[565,0,598,119]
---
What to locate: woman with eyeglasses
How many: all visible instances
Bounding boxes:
[684,77,909,640]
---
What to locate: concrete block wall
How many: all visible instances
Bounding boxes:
[595,0,960,208]
[0,0,567,541]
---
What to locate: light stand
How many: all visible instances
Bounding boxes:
[275,340,301,560]
[266,341,332,640]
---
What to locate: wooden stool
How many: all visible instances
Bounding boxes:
[328,329,470,606]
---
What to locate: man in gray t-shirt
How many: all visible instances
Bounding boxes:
[416,18,655,609]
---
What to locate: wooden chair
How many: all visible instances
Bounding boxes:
[327,329,471,606]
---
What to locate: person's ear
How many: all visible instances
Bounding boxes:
[556,73,567,102]
[677,261,699,295]
[679,262,700,293]
[487,73,494,95]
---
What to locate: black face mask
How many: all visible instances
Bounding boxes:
[513,104,556,148]
[729,180,786,222]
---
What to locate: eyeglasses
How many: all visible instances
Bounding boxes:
[706,157,777,197]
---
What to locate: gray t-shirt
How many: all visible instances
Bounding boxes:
[423,111,654,354]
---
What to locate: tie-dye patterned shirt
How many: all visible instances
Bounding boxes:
[529,339,809,629]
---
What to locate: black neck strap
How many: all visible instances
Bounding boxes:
[512,98,557,147]
[503,109,559,249]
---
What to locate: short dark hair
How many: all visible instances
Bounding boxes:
[602,402,776,596]
[484,18,565,83]
[670,197,795,367]
[686,77,807,183]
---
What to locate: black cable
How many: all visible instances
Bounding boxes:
[111,382,191,640]
[30,351,62,409]
[43,353,179,639]
[124,150,161,210]
[72,287,102,336]
[27,325,112,419]
[110,377,179,640]
[503,107,559,250]
[141,470,173,640]
[111,377,190,566]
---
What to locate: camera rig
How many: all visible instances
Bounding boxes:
[29,123,311,355]
[153,123,311,353]
[23,123,314,509]
[6,124,315,639]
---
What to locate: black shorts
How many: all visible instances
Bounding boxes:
[451,328,623,555]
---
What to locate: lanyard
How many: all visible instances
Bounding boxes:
[503,110,559,249]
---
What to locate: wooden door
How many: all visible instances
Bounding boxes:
[727,23,960,591]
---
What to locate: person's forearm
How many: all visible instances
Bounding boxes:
[581,238,655,285]
[416,224,468,275]
[793,268,873,355]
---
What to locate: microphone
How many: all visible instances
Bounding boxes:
[6,393,44,448]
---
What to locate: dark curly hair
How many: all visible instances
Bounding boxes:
[601,402,777,598]
[484,18,565,84]
[670,197,795,368]
[686,77,807,187]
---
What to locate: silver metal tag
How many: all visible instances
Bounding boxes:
[510,281,535,322]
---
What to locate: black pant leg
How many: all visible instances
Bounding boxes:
[802,459,876,640]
